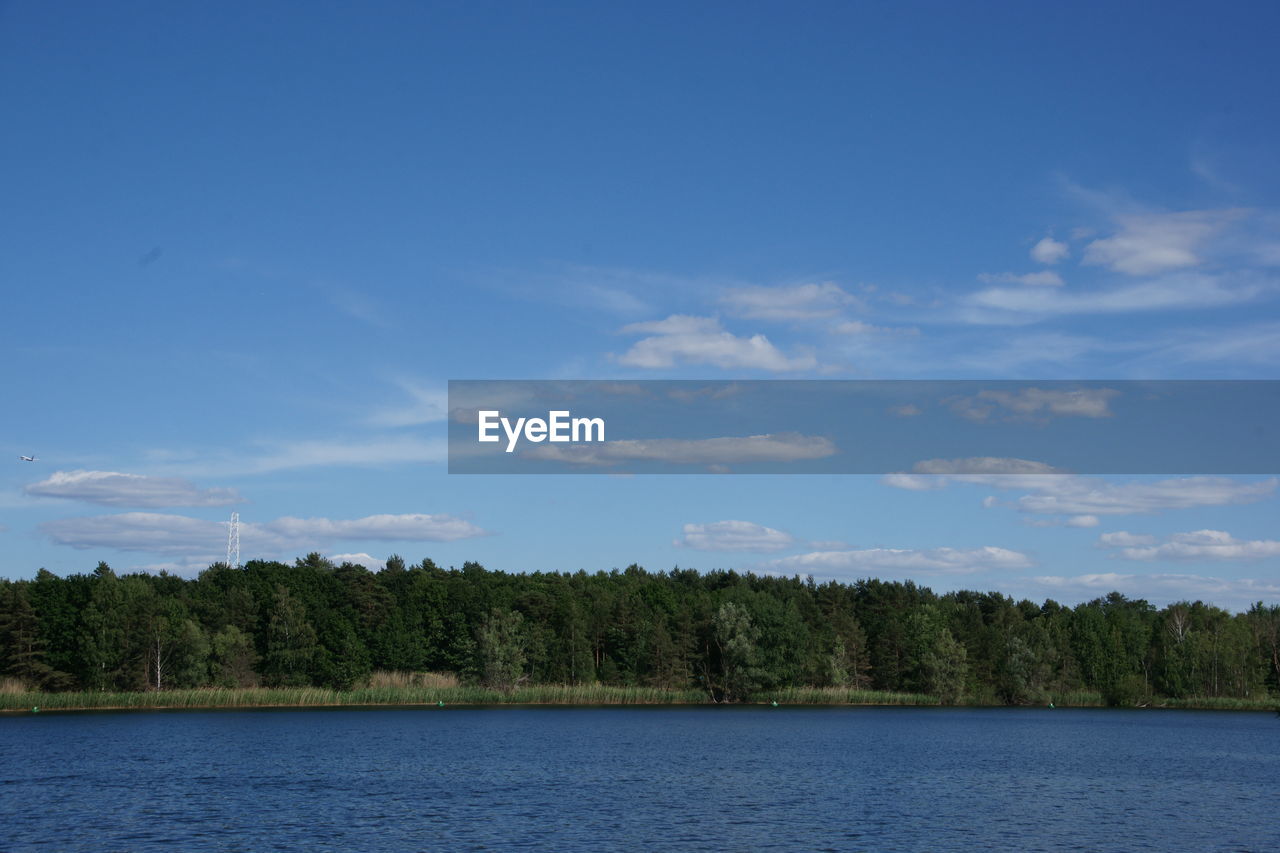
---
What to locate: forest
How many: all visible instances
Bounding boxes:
[2,555,1278,706]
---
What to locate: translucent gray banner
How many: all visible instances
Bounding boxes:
[447,380,1280,474]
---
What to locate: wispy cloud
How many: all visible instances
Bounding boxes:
[881,457,1064,493]
[1100,528,1280,562]
[763,545,1033,576]
[41,511,489,560]
[1098,531,1157,547]
[977,271,1065,287]
[366,380,449,427]
[265,513,487,542]
[526,433,836,467]
[885,467,1277,522]
[25,470,241,508]
[1010,477,1277,517]
[1135,320,1280,369]
[674,520,795,552]
[327,284,392,328]
[491,264,713,318]
[913,457,1064,475]
[946,387,1119,422]
[1082,209,1246,276]
[832,320,920,335]
[963,272,1268,321]
[152,436,448,477]
[719,282,861,320]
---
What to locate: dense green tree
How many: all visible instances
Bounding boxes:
[79,565,128,690]
[2,557,1276,704]
[906,606,969,704]
[711,601,761,702]
[477,608,527,692]
[210,625,259,687]
[0,584,60,688]
[262,585,318,687]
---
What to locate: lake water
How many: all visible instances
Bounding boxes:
[2,706,1277,851]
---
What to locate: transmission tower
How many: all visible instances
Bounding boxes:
[226,512,240,569]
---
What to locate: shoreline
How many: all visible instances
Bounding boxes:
[4,685,1276,714]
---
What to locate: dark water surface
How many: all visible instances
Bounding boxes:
[2,706,1277,851]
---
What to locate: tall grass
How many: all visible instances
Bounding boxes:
[769,686,941,705]
[0,677,28,695]
[366,670,459,689]
[0,683,709,712]
[1053,690,1106,707]
[3,683,1271,713]
[1153,695,1278,711]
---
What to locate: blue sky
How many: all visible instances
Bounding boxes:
[3,1,1279,609]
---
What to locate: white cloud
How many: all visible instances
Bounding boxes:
[1024,515,1099,529]
[880,472,947,491]
[40,511,488,559]
[1100,529,1280,562]
[264,513,487,543]
[884,468,1277,522]
[833,320,920,335]
[946,387,1119,421]
[964,272,1267,320]
[128,558,223,576]
[164,437,449,477]
[329,553,383,570]
[1083,210,1245,276]
[621,315,721,336]
[763,545,1033,576]
[912,457,1063,476]
[1012,476,1277,517]
[526,433,837,467]
[615,314,817,371]
[977,271,1065,287]
[24,470,241,508]
[1098,531,1157,547]
[720,282,860,320]
[1031,237,1070,265]
[1029,572,1280,611]
[882,458,1065,493]
[674,520,795,552]
[42,513,232,557]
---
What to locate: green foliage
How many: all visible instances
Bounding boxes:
[262,585,318,687]
[0,558,1275,708]
[0,584,61,688]
[477,608,527,692]
[905,606,968,704]
[210,625,258,687]
[711,600,761,702]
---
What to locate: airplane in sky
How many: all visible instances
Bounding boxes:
[18,455,36,462]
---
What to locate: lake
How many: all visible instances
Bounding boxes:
[2,706,1277,851]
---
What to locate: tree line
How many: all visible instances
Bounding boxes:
[2,555,1278,705]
